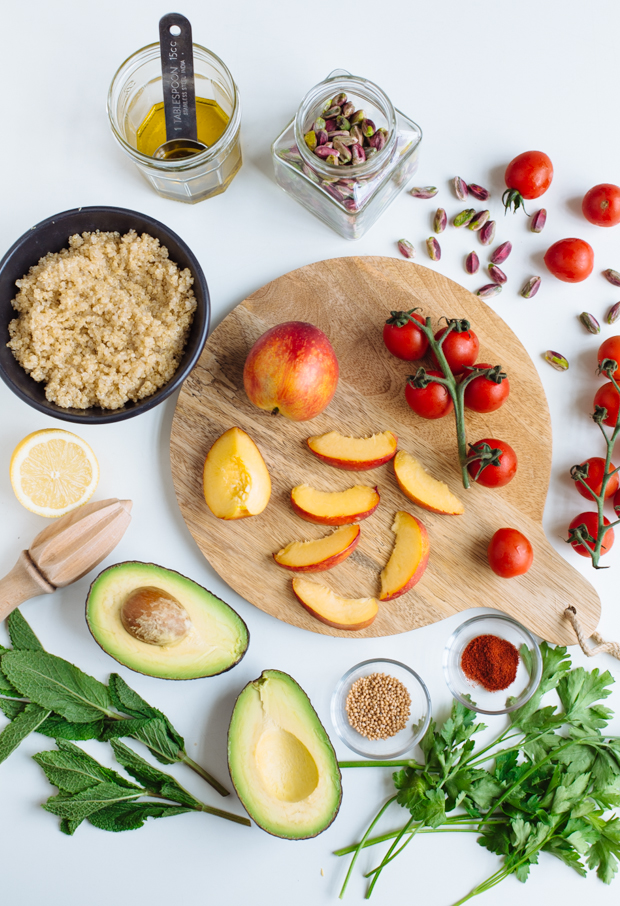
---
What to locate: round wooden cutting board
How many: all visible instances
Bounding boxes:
[170,257,600,644]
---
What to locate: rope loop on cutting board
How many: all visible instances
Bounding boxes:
[564,606,620,660]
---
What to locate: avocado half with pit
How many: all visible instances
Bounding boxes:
[86,561,249,680]
[228,670,342,839]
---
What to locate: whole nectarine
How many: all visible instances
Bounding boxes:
[243,321,339,421]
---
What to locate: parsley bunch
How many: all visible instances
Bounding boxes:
[336,643,620,902]
[0,610,250,831]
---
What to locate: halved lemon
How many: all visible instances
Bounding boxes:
[10,429,99,518]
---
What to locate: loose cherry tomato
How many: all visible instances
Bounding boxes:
[383,310,429,361]
[544,238,594,283]
[572,456,619,500]
[487,528,534,578]
[568,512,614,557]
[597,335,620,380]
[431,325,480,375]
[503,151,553,213]
[463,363,510,413]
[582,184,620,227]
[593,382,620,426]
[405,371,453,419]
[467,438,517,488]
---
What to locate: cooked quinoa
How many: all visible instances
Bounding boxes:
[7,230,197,409]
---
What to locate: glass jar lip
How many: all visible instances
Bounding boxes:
[294,73,398,180]
[107,41,241,170]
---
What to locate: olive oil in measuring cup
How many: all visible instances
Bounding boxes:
[136,98,229,158]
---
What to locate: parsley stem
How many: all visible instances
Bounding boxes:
[339,796,396,899]
[364,817,420,896]
[338,759,424,769]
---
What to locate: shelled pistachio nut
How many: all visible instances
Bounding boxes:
[465,252,480,275]
[520,276,541,298]
[545,350,569,371]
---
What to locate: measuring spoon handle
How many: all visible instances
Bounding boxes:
[159,12,198,143]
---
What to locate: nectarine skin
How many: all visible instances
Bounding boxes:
[290,486,380,525]
[379,513,430,602]
[273,525,361,572]
[306,431,398,471]
[243,321,339,421]
[291,579,379,631]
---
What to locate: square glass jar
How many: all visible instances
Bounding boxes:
[107,43,242,204]
[272,71,422,240]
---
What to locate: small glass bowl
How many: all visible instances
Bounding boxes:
[331,658,431,759]
[443,615,543,716]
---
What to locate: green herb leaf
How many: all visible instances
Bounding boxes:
[109,739,200,808]
[551,772,592,815]
[43,781,143,821]
[108,674,184,750]
[87,801,193,832]
[130,717,183,765]
[34,739,140,793]
[587,815,620,883]
[2,651,113,723]
[0,703,51,763]
[6,609,44,651]
[557,667,615,733]
[0,698,27,720]
[59,817,83,836]
[37,714,105,741]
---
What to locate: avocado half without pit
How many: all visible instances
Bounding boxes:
[228,670,342,839]
[86,562,249,680]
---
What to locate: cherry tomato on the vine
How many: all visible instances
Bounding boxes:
[463,363,510,413]
[597,335,620,381]
[383,310,429,361]
[593,382,620,426]
[467,438,517,488]
[487,528,534,578]
[431,326,479,375]
[405,371,453,420]
[573,457,619,501]
[614,487,620,518]
[503,150,553,213]
[544,238,594,283]
[582,184,620,227]
[568,512,614,557]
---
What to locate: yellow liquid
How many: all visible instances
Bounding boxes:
[136,98,229,158]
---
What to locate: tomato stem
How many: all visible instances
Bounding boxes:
[414,319,503,490]
[577,362,620,567]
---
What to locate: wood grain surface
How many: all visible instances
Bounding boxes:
[170,257,600,644]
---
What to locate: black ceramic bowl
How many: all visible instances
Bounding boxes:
[0,206,210,424]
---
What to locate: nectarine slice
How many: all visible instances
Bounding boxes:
[393,450,464,515]
[290,484,380,525]
[203,427,271,519]
[306,430,398,471]
[380,511,430,601]
[292,576,379,630]
[273,524,361,572]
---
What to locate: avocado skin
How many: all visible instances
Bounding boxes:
[228,669,342,839]
[86,561,249,680]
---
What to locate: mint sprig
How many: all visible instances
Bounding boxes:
[0,610,229,796]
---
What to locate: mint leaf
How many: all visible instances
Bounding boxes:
[0,699,27,720]
[43,782,143,821]
[37,714,105,741]
[34,740,140,793]
[108,674,184,750]
[60,817,83,836]
[130,717,182,765]
[99,717,156,740]
[0,703,51,763]
[6,609,44,651]
[88,801,192,832]
[109,739,200,808]
[2,651,113,723]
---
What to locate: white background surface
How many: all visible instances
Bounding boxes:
[1,1,620,904]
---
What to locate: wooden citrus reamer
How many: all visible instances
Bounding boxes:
[0,499,132,621]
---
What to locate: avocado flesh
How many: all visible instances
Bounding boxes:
[86,562,249,680]
[228,670,342,839]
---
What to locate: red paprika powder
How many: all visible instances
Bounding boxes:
[461,634,519,691]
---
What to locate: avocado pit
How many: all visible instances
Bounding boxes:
[120,586,192,647]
